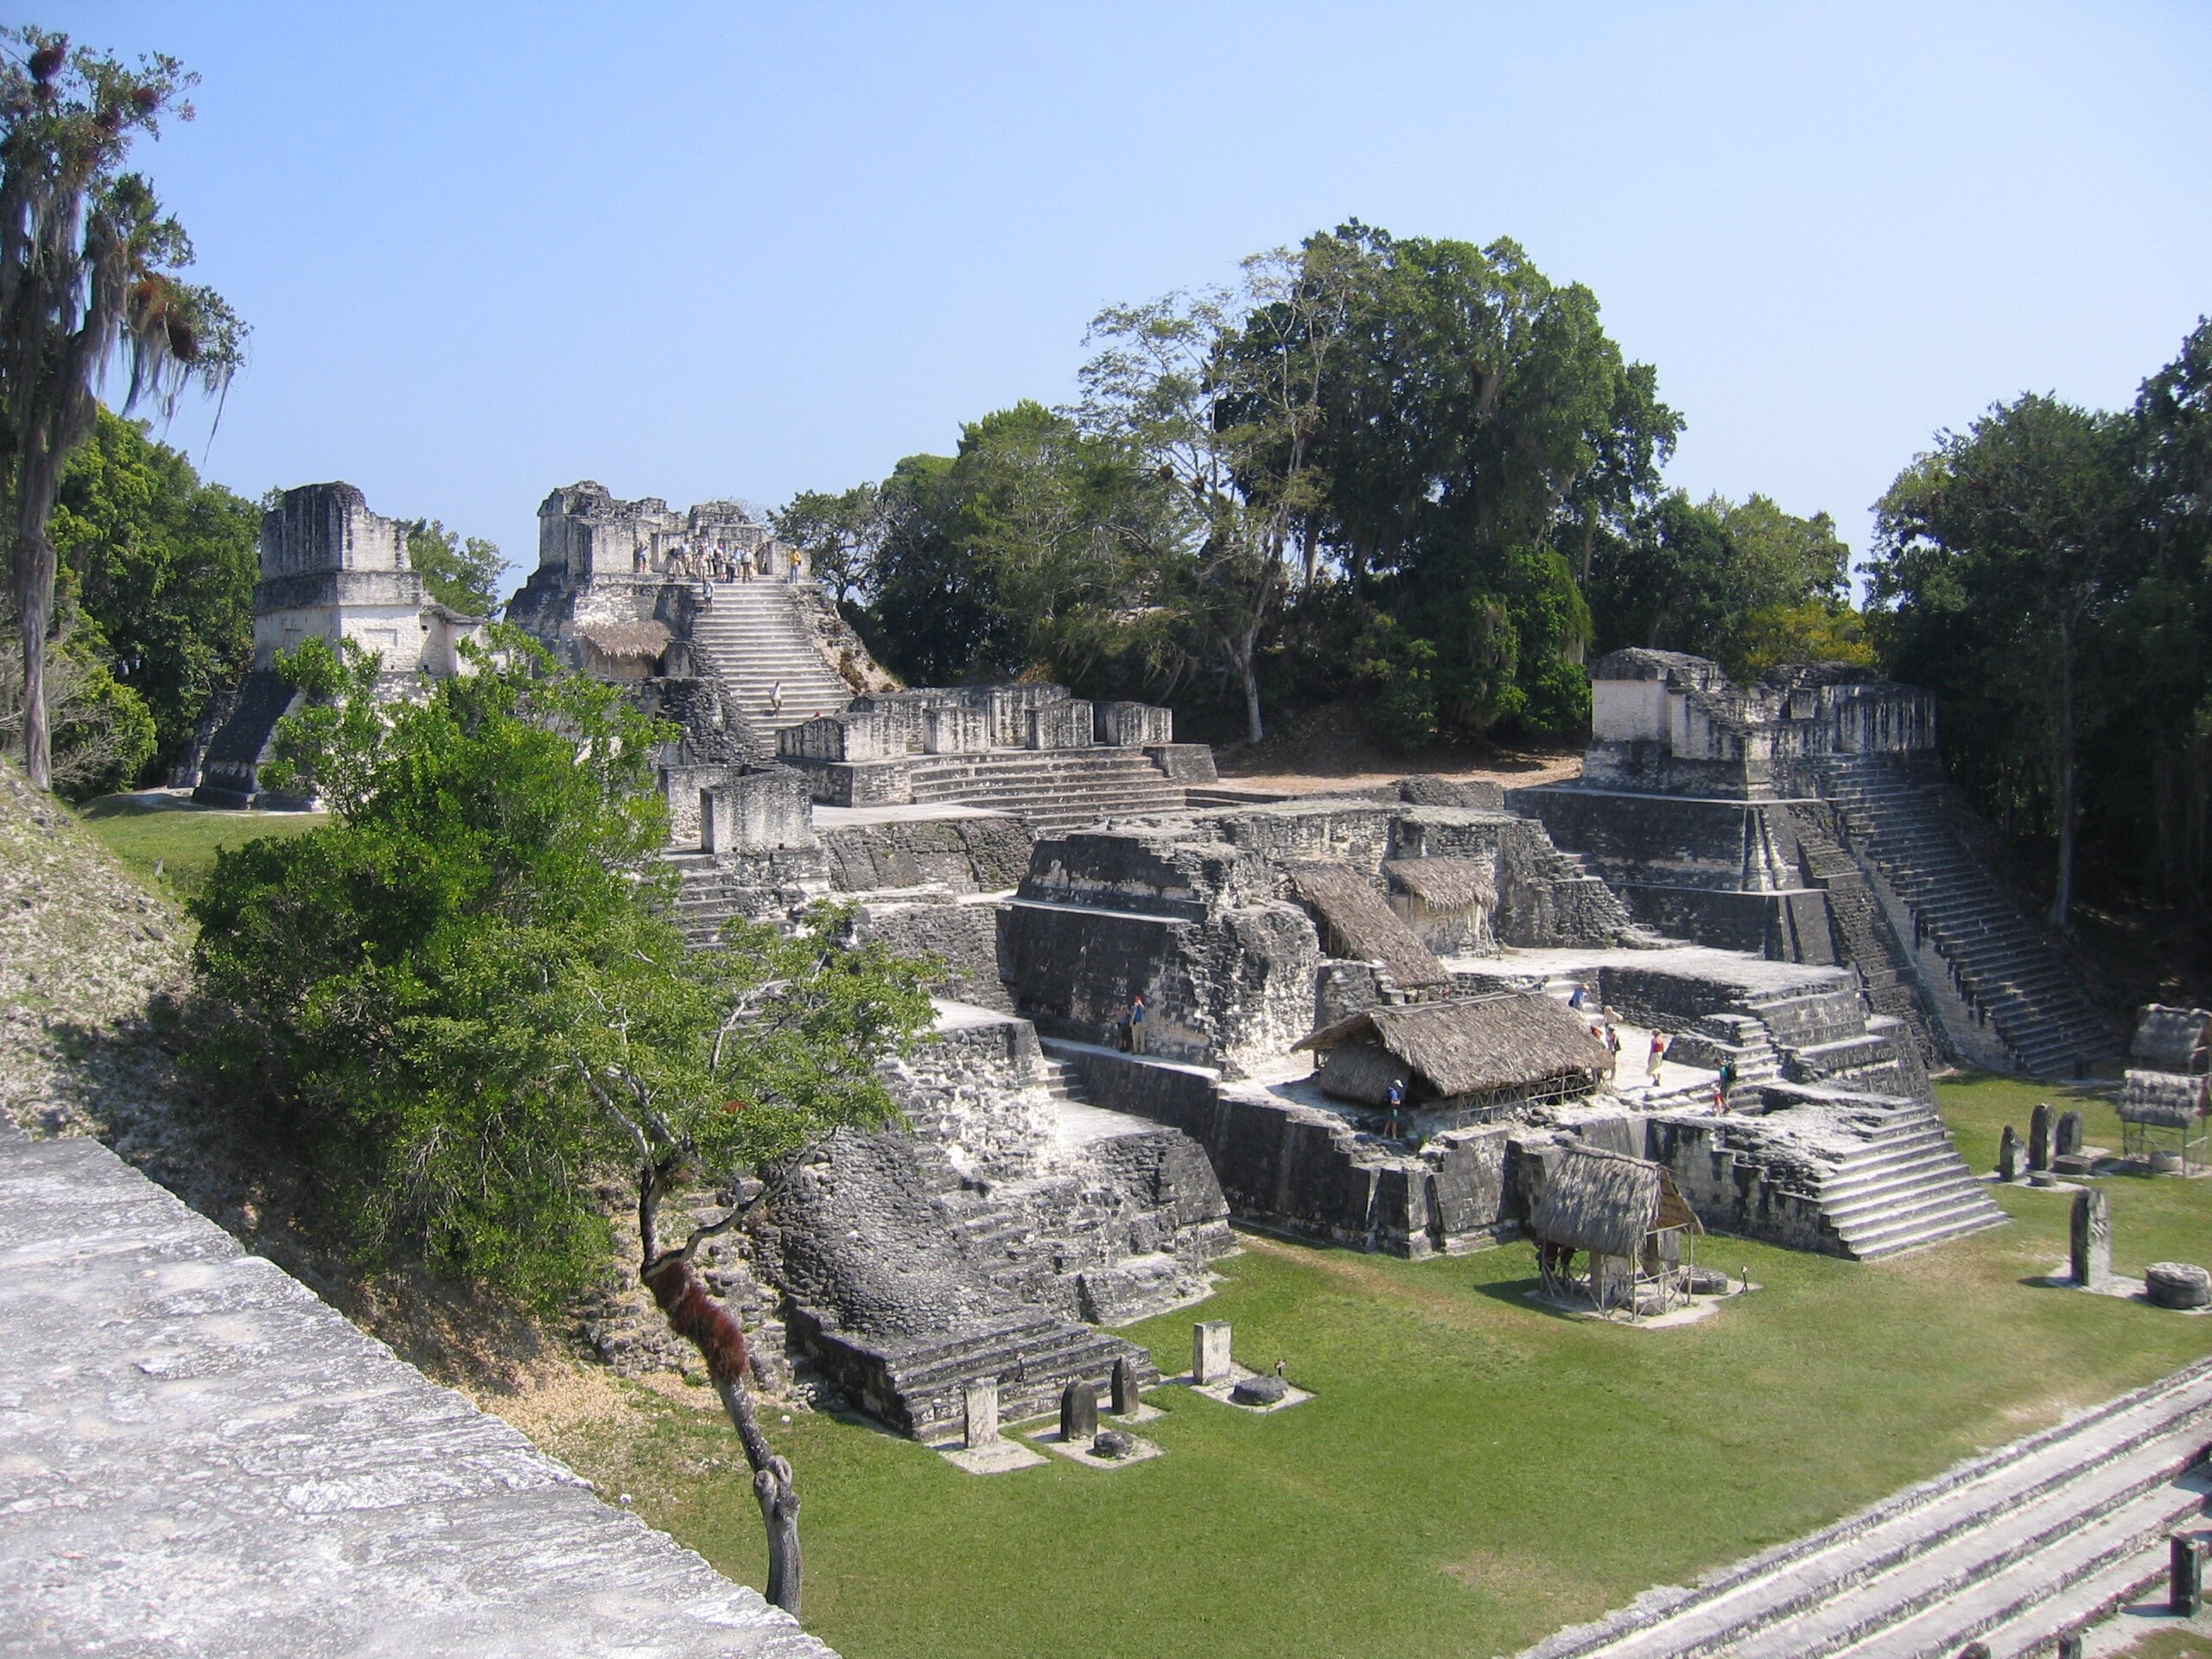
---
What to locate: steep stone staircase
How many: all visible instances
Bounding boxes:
[1793,808,1942,1065]
[1741,981,1929,1101]
[1811,1103,2006,1259]
[906,747,1188,832]
[1804,755,2115,1077]
[1681,1011,1785,1087]
[1520,1357,2212,1659]
[660,849,828,945]
[689,581,851,734]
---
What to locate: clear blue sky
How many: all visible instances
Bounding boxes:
[38,2,2212,599]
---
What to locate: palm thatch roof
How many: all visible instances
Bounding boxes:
[2119,1068,2209,1128]
[1382,856,1498,912]
[575,620,672,660]
[2132,1005,2212,1074]
[1286,861,1449,988]
[1531,1145,1701,1257]
[1294,991,1611,1102]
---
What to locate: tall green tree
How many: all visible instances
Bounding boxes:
[1082,238,1366,742]
[1586,489,1861,678]
[188,627,933,1615]
[1300,226,1675,742]
[2126,320,2212,909]
[1869,395,2136,931]
[50,405,257,774]
[404,518,504,615]
[0,28,243,789]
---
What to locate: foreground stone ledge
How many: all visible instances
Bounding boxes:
[0,1124,832,1658]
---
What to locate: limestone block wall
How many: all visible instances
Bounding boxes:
[702,768,819,854]
[1027,700,1094,750]
[925,707,993,753]
[1147,744,1220,783]
[1099,701,1173,747]
[999,901,1319,1065]
[1214,801,1400,871]
[1050,1046,1517,1257]
[1643,1113,1843,1255]
[882,1013,1052,1172]
[857,896,1011,1013]
[819,817,1032,894]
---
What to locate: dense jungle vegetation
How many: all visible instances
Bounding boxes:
[777,223,2212,931]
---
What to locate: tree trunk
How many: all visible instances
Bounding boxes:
[13,433,60,791]
[715,1371,803,1615]
[2050,616,2077,934]
[1232,629,1263,745]
[642,1249,803,1617]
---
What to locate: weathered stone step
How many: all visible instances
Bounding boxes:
[1517,1358,2212,1659]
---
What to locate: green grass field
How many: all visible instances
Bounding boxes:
[537,1076,2212,1659]
[76,795,326,899]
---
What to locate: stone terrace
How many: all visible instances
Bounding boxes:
[0,1122,829,1658]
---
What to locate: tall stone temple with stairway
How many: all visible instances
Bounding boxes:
[191,482,489,806]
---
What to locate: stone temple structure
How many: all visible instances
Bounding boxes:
[1515,650,2117,1077]
[283,480,2056,1438]
[193,483,487,805]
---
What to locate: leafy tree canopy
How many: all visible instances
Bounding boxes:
[49,405,256,777]
[1585,489,1861,680]
[1868,392,2139,926]
[188,626,935,1300]
[1,26,244,789]
[404,518,505,616]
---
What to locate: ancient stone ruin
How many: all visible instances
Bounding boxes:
[205,480,2083,1445]
[191,482,489,804]
[1517,650,2116,1077]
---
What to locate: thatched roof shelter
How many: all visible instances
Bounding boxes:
[1295,991,1611,1108]
[2132,1005,2211,1075]
[1531,1145,1701,1258]
[1382,856,1498,912]
[1286,861,1449,988]
[575,620,672,662]
[2119,1068,2209,1128]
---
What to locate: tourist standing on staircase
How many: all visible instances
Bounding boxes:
[769,681,785,716]
[1647,1029,1669,1086]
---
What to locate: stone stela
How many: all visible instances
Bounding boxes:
[1193,1321,1233,1386]
[1059,1380,1098,1445]
[963,1378,1000,1450]
[2071,1188,2112,1288]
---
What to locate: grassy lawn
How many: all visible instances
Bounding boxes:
[531,1075,2212,1659]
[76,795,326,899]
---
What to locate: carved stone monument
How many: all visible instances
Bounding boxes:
[1059,1379,1098,1444]
[2030,1103,2054,1173]
[1998,1126,2019,1183]
[2070,1188,2111,1287]
[2172,1533,2205,1615]
[1111,1355,1141,1415]
[2056,1109,2084,1159]
[1193,1320,1234,1385]
[963,1378,1000,1449]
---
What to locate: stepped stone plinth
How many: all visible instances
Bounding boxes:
[778,683,1211,830]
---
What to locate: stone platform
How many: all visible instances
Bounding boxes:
[0,1122,828,1657]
